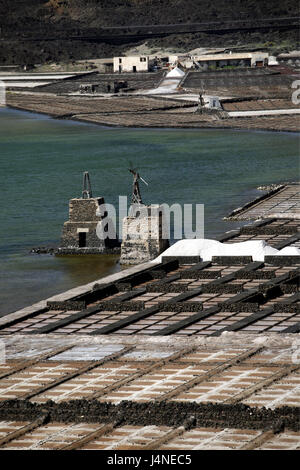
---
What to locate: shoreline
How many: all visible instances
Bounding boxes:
[6,103,300,134]
[5,91,300,133]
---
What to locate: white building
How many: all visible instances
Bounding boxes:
[167,55,179,66]
[191,52,269,69]
[204,96,222,109]
[113,56,149,73]
[268,56,279,66]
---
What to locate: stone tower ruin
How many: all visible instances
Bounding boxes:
[120,169,169,264]
[57,172,119,254]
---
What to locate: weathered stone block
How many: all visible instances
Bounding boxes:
[120,204,169,265]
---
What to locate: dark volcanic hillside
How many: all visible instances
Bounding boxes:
[0,0,299,64]
[1,0,298,27]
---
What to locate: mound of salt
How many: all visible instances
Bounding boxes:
[166,67,185,78]
[152,238,300,263]
[200,239,278,261]
[277,246,300,256]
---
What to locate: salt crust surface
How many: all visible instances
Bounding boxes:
[152,239,300,263]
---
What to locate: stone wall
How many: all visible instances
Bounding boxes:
[68,198,105,222]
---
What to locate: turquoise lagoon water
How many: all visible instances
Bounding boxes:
[0,107,299,314]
